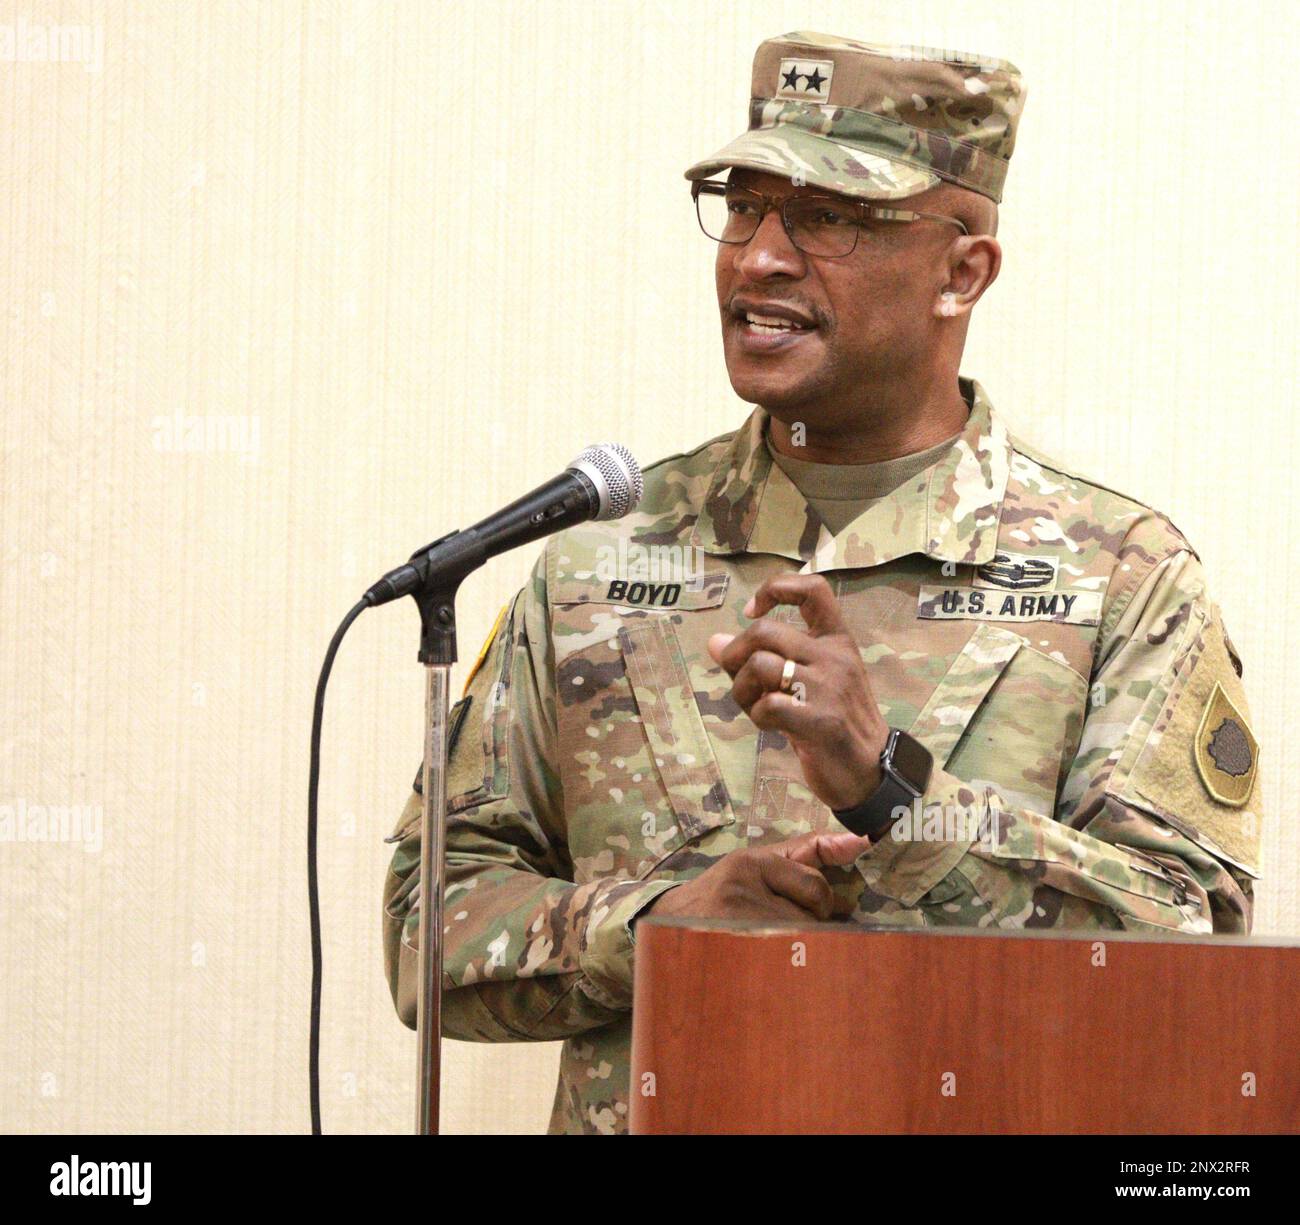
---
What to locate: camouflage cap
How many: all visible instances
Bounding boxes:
[685,31,1026,203]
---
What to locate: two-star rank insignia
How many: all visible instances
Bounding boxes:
[1194,680,1259,807]
[776,57,834,100]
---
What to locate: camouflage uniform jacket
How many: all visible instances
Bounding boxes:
[383,377,1261,1134]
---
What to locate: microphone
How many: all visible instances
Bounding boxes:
[363,442,644,608]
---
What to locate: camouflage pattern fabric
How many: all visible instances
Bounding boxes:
[382,377,1261,1134]
[684,32,1026,203]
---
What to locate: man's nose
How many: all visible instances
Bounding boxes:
[733,207,805,279]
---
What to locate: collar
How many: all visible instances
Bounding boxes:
[689,377,1011,571]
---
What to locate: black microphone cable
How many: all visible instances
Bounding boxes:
[308,596,370,1135]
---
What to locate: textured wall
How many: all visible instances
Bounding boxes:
[1,0,1295,1135]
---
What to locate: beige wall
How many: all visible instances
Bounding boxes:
[1,0,1295,1135]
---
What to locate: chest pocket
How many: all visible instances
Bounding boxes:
[618,615,737,869]
[907,622,1025,763]
[851,622,1028,908]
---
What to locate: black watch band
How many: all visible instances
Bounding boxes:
[832,728,933,842]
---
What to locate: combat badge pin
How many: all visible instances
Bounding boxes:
[974,551,1059,591]
[1194,680,1259,807]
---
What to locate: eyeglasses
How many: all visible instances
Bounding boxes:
[692,180,969,258]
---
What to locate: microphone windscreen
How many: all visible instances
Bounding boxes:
[568,443,643,521]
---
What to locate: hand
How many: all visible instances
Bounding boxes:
[643,831,873,922]
[707,573,890,813]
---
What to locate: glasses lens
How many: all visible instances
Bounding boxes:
[784,197,860,257]
[696,187,760,244]
[696,187,860,256]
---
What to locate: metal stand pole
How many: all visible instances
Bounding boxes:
[403,532,480,1136]
[416,663,451,1134]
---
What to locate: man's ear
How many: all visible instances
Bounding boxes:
[933,235,1002,320]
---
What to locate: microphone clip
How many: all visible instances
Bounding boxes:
[405,529,488,666]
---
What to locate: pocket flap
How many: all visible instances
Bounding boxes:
[908,623,1024,765]
[619,616,735,842]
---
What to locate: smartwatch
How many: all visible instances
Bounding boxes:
[832,728,933,842]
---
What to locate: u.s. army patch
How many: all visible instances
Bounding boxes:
[1194,681,1258,807]
[917,585,1102,625]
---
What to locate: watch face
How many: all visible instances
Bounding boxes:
[889,731,934,791]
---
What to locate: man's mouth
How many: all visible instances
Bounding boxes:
[729,302,820,353]
[742,311,815,335]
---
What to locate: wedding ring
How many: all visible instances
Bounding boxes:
[779,657,797,693]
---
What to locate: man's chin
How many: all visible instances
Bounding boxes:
[722,328,826,409]
[725,362,818,412]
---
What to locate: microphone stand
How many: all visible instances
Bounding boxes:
[360,459,625,1133]
[315,450,636,1137]
[416,662,449,1135]
[406,531,485,1135]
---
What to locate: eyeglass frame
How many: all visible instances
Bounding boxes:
[691,179,970,257]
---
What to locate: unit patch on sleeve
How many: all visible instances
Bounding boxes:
[461,601,510,696]
[1194,680,1259,808]
[1119,610,1262,874]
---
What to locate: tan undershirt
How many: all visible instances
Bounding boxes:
[768,430,960,537]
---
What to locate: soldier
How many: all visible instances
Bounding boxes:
[383,32,1261,1134]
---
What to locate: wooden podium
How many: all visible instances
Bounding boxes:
[629,918,1300,1134]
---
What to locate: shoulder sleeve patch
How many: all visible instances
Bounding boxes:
[1194,681,1258,807]
[1122,613,1262,874]
[444,596,519,811]
[462,601,510,697]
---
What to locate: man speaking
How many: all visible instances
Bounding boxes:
[382,32,1261,1134]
